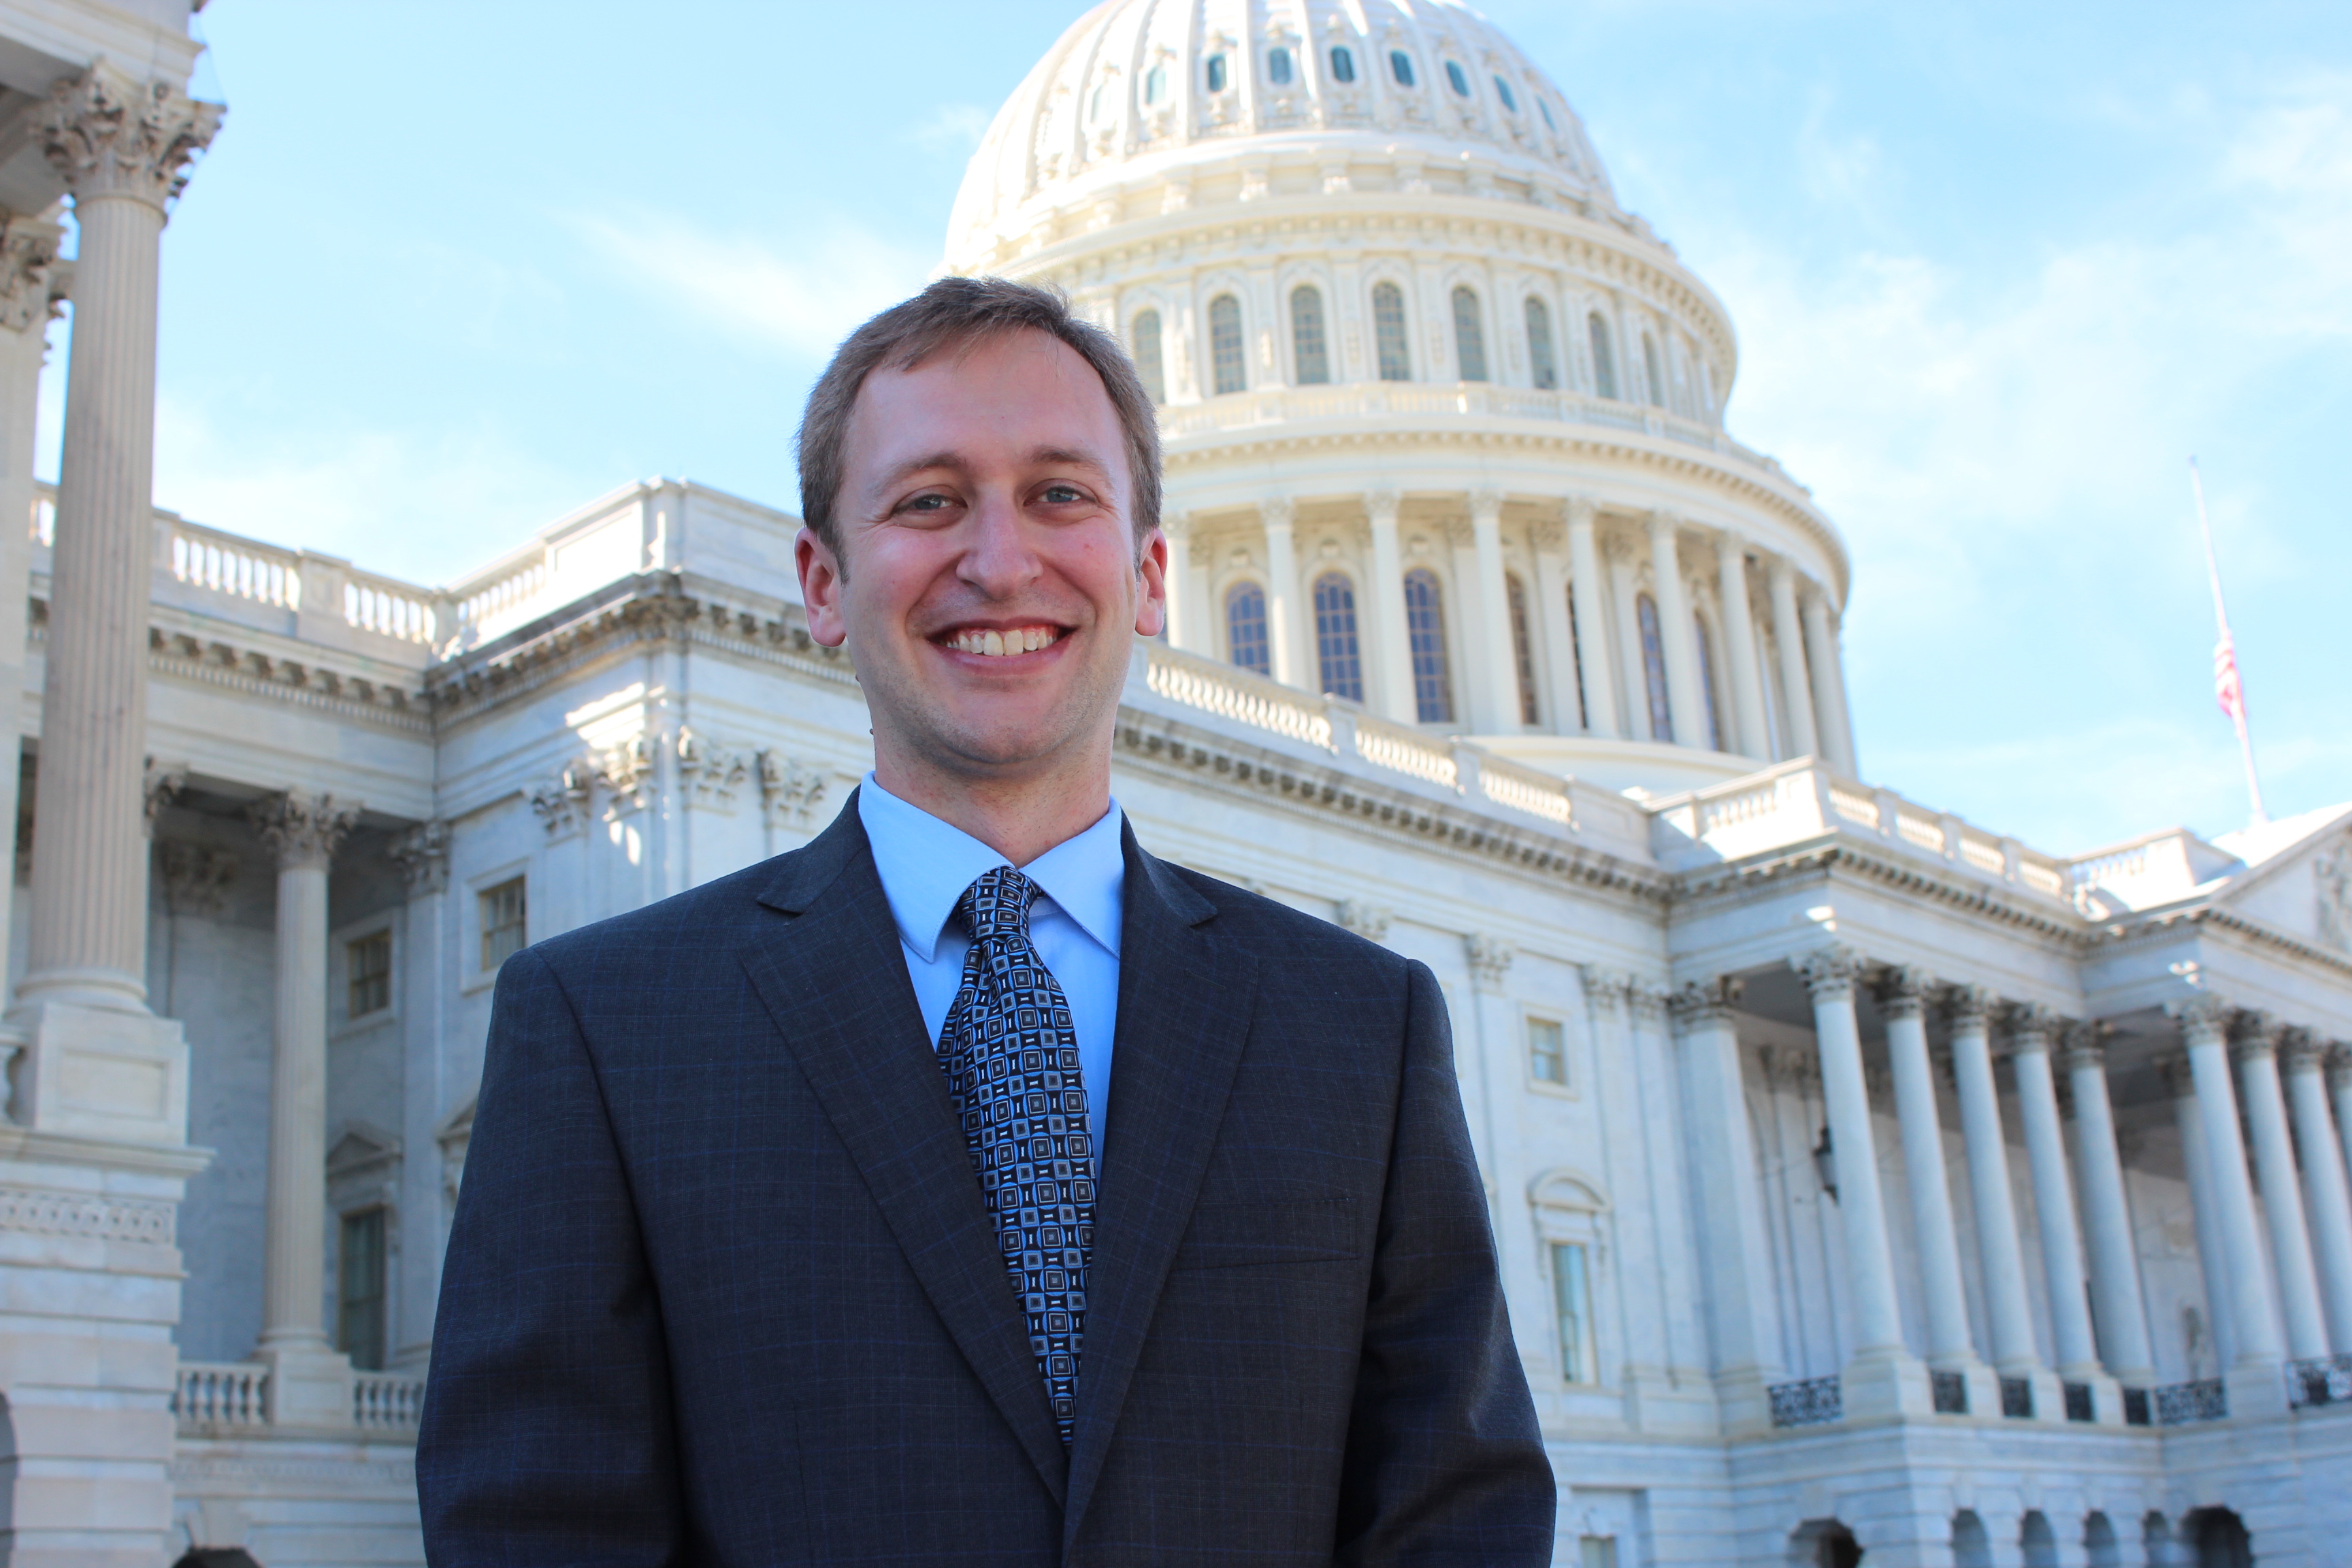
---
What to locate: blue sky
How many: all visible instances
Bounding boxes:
[80,0,2349,855]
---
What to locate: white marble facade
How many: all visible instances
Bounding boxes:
[1,1,2349,1565]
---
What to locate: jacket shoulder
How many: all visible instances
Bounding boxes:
[516,852,793,976]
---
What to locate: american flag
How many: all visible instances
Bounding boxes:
[2213,632,2244,722]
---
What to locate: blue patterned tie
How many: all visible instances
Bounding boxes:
[939,866,1096,1444]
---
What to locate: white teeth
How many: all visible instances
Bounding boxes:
[982,630,1004,656]
[949,627,1057,656]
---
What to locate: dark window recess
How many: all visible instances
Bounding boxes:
[1444,60,1471,97]
[1267,47,1292,86]
[1999,1375,2034,1420]
[1388,50,1415,87]
[2063,1381,2095,1423]
[1205,53,1228,93]
[1329,46,1356,83]
[1931,1369,1968,1414]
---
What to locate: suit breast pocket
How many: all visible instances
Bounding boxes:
[1170,1192,1360,1270]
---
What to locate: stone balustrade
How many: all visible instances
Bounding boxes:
[172,1360,428,1438]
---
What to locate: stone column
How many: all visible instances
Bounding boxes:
[2333,1047,2352,1198]
[1766,557,1819,760]
[1365,485,1418,723]
[1876,971,1986,1391]
[1466,487,1522,732]
[250,789,361,1424]
[1712,531,1769,760]
[2167,997,2285,1404]
[1607,538,1648,740]
[2233,1019,2332,1360]
[1667,977,1786,1433]
[16,67,219,1016]
[1797,947,1927,1415]
[1530,519,1579,733]
[390,821,451,1371]
[2164,1056,2238,1367]
[1177,519,1213,654]
[2060,1026,2155,1386]
[1564,497,1620,738]
[2006,1010,2110,1419]
[1799,585,1857,774]
[1948,987,2046,1382]
[1158,512,1192,651]
[1259,497,1306,689]
[2283,1036,2352,1350]
[1644,511,1708,749]
[0,215,62,1008]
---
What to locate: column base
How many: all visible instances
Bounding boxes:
[5,1000,187,1144]
[1840,1347,1933,1420]
[1712,1366,1777,1437]
[256,1341,357,1431]
[2224,1356,2291,1420]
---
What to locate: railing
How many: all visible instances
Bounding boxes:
[2063,1381,2095,1423]
[1931,1369,1968,1415]
[2287,1353,2352,1409]
[344,575,438,644]
[353,1369,429,1431]
[165,516,301,610]
[174,1362,270,1431]
[1999,1375,2034,1419]
[2153,1379,2227,1424]
[1135,644,1577,832]
[1767,1375,1842,1428]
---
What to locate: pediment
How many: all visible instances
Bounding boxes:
[1528,1167,1610,1213]
[2209,804,2352,956]
[326,1121,402,1177]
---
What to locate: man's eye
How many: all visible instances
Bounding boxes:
[902,493,953,512]
[1041,485,1085,504]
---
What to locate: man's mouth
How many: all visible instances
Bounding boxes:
[940,624,1067,657]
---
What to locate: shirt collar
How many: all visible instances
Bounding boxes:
[857,772,1126,963]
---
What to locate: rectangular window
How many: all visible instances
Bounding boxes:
[337,1207,387,1372]
[1580,1539,1618,1568]
[480,877,527,972]
[1551,1240,1597,1384]
[347,930,391,1019]
[1528,1016,1566,1085]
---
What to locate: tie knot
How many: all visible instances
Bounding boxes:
[958,865,1038,943]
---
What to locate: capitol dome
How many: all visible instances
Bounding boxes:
[948,0,1861,798]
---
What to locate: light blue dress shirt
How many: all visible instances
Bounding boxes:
[857,773,1125,1139]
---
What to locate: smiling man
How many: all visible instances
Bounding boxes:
[416,278,1553,1566]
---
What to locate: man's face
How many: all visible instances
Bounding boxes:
[798,329,1166,789]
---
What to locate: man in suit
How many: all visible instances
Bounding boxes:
[418,276,1554,1565]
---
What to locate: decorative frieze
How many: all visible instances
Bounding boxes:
[0,1186,176,1245]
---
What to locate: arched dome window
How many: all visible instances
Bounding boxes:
[1328,46,1356,84]
[1642,332,1665,410]
[1207,293,1245,396]
[1225,581,1269,675]
[1388,50,1416,88]
[1635,591,1673,742]
[1492,76,1518,113]
[1290,285,1330,385]
[1587,312,1618,399]
[1524,296,1558,390]
[1144,63,1167,105]
[1372,282,1412,382]
[1130,309,1166,405]
[1403,568,1452,723]
[1312,572,1362,702]
[1205,53,1229,94]
[1451,287,1488,382]
[1538,97,1556,131]
[1267,47,1293,86]
[1694,610,1724,751]
[1090,76,1114,122]
[1506,572,1539,725]
[1444,61,1471,98]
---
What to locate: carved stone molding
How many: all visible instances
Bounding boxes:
[35,62,223,212]
[529,758,593,840]
[676,728,748,812]
[248,790,359,871]
[2166,992,2234,1047]
[2004,1002,2060,1056]
[1363,482,1402,521]
[1795,945,1861,1002]
[0,214,64,332]
[156,841,236,919]
[1667,975,1743,1028]
[1945,983,1997,1029]
[0,1186,174,1244]
[1260,495,1296,529]
[1578,964,1631,1015]
[1334,898,1392,944]
[1467,485,1505,521]
[596,735,656,815]
[1873,965,1932,1021]
[1627,981,1670,1022]
[757,751,830,832]
[390,820,451,896]
[1465,932,1515,992]
[2228,1009,2285,1062]
[142,757,188,834]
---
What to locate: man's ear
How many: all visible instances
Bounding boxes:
[1132,526,1169,640]
[796,526,850,648]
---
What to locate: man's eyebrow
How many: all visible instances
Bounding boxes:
[1028,445,1113,476]
[869,446,1115,496]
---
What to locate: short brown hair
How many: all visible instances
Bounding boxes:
[796,276,1162,561]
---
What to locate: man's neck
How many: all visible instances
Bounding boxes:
[870,753,1113,867]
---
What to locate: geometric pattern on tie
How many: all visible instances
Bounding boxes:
[938,865,1096,1446]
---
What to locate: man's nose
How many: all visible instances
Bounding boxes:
[957,491,1043,598]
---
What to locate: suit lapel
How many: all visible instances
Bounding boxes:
[1064,830,1257,1537]
[738,795,1070,1503]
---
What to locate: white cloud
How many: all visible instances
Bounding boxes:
[904,102,995,162]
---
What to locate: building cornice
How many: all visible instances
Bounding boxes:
[1669,839,2093,947]
[2098,904,2352,982]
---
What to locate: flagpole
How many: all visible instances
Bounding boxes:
[2191,458,2268,825]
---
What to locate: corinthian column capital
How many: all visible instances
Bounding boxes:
[1667,975,1743,1028]
[249,790,360,871]
[2164,991,2234,1047]
[1872,964,1933,1020]
[1795,945,1861,1001]
[35,61,223,212]
[0,214,65,331]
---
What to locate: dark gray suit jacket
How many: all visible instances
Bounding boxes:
[418,795,1552,1565]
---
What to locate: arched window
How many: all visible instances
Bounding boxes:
[1524,295,1558,389]
[1403,568,1452,723]
[1207,293,1245,395]
[2019,1512,2059,1568]
[1635,591,1672,742]
[1205,53,1229,93]
[1450,286,1488,382]
[1328,46,1356,83]
[1443,61,1471,97]
[1587,312,1618,399]
[1531,1170,1607,1387]
[1694,611,1724,751]
[1388,50,1416,88]
[1950,1515,1993,1568]
[1565,585,1589,729]
[1372,282,1411,381]
[1642,332,1666,408]
[1492,75,1518,113]
[1312,573,1362,701]
[1267,46,1293,85]
[1130,309,1166,405]
[2083,1513,2121,1568]
[1290,285,1330,385]
[1144,64,1167,104]
[1506,573,1539,725]
[1538,97,1556,131]
[1225,581,1269,675]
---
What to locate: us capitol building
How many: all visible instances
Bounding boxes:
[0,1,2347,1564]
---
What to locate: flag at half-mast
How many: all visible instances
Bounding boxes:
[2213,631,2245,723]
